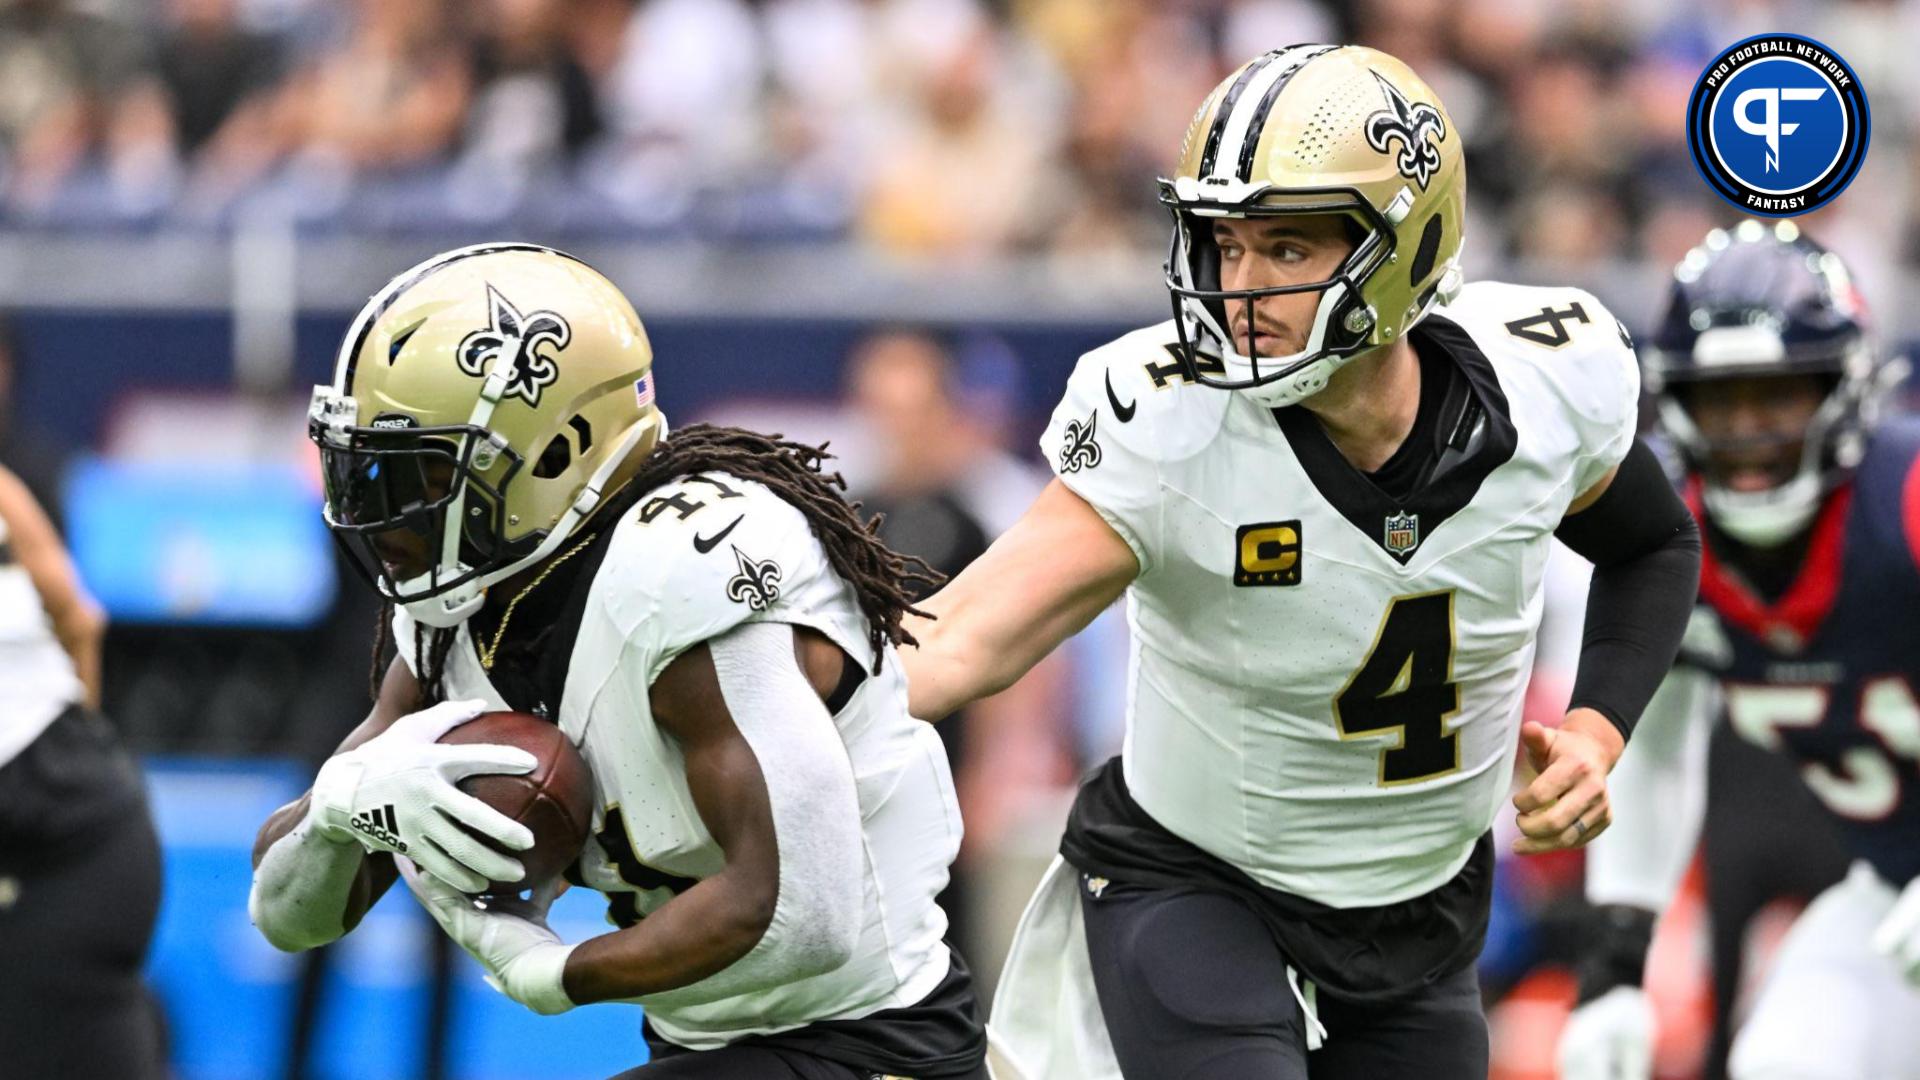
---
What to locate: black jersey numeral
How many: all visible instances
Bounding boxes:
[1335,591,1462,786]
[684,474,746,499]
[1143,343,1226,388]
[1504,302,1591,348]
[637,490,706,524]
[591,805,698,927]
[636,476,747,526]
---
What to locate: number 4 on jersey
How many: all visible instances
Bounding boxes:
[1336,591,1462,786]
[1504,302,1591,348]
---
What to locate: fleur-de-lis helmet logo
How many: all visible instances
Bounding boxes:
[456,285,572,406]
[1364,72,1447,191]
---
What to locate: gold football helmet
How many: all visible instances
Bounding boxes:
[309,243,665,627]
[1161,44,1466,406]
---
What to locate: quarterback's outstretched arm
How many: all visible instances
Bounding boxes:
[902,478,1138,721]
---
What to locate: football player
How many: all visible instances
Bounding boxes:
[247,246,987,1079]
[1558,222,1920,1080]
[898,45,1701,1078]
[0,463,162,1078]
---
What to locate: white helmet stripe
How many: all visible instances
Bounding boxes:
[1209,44,1325,183]
[1197,55,1274,179]
[1232,45,1338,181]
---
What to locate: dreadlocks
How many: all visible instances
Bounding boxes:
[369,423,943,706]
[363,597,461,708]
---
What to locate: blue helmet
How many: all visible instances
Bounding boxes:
[1646,219,1898,545]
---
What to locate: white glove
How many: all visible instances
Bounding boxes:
[1872,874,1920,985]
[401,858,577,1015]
[308,698,536,894]
[1557,985,1655,1080]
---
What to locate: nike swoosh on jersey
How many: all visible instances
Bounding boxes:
[692,514,745,554]
[1105,369,1137,422]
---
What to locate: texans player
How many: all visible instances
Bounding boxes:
[900,45,1701,1078]
[1558,222,1920,1080]
[248,246,987,1078]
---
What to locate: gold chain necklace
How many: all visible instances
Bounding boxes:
[477,532,599,671]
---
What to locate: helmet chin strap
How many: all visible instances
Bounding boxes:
[400,415,660,629]
[399,366,513,628]
[1207,280,1354,408]
[399,363,662,630]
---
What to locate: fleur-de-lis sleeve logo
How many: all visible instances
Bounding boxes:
[1058,409,1103,474]
[725,545,783,611]
[1364,72,1447,191]
[456,285,572,407]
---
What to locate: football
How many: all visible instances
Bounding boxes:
[437,710,594,897]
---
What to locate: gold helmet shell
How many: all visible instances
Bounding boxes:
[309,243,665,626]
[1160,44,1466,406]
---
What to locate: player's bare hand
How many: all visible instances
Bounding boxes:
[1512,713,1623,855]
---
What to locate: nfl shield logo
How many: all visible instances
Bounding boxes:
[1384,510,1419,556]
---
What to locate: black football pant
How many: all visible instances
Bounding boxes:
[0,706,165,1080]
[1081,877,1488,1080]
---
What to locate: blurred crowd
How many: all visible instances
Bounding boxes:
[0,0,1915,277]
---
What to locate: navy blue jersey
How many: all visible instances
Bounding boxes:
[1681,416,1920,885]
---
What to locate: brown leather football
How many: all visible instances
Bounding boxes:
[437,710,594,897]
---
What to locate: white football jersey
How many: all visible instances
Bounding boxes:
[0,512,85,767]
[394,472,962,1047]
[1041,281,1638,908]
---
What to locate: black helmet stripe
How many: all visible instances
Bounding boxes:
[1199,52,1280,180]
[1235,45,1338,181]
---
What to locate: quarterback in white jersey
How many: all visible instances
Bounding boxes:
[902,45,1701,1079]
[248,246,987,1079]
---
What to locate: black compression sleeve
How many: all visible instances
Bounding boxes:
[1553,439,1703,741]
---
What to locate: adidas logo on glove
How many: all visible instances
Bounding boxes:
[349,805,407,854]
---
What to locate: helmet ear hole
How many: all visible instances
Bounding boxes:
[1190,218,1222,292]
[1409,214,1443,287]
[532,434,572,479]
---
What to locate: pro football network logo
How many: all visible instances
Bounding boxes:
[1686,33,1869,217]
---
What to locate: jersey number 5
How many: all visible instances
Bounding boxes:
[1725,678,1920,821]
[1336,591,1462,786]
